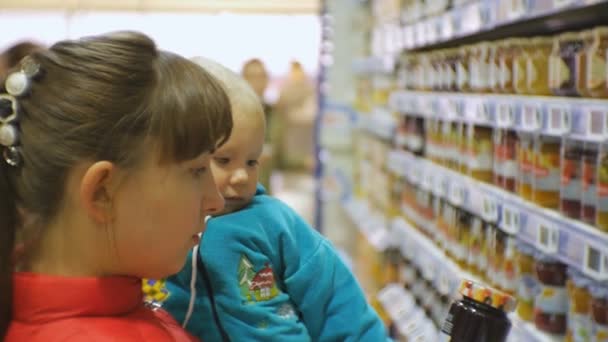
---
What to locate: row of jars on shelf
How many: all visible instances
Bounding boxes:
[397,26,608,98]
[395,115,608,233]
[392,171,608,339]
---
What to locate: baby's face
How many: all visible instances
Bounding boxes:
[210,108,265,216]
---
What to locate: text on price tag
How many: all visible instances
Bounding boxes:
[482,195,498,222]
[583,243,608,280]
[587,107,608,138]
[522,103,541,131]
[450,182,465,205]
[497,102,513,127]
[547,105,571,134]
[501,205,520,234]
[536,222,560,254]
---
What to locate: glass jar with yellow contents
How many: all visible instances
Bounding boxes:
[527,37,553,96]
[550,32,585,97]
[586,27,608,98]
[565,269,593,342]
[515,242,537,322]
[532,135,562,209]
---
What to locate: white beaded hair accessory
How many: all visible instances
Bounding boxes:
[1,56,41,167]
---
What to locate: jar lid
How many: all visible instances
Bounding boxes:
[558,32,581,41]
[458,279,517,313]
[593,26,608,36]
[530,36,553,45]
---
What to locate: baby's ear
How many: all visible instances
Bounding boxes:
[79,161,116,224]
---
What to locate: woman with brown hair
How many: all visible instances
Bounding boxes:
[1,31,232,341]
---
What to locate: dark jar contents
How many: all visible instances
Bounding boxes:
[560,141,583,219]
[550,32,585,97]
[582,145,599,225]
[534,256,568,335]
[440,280,516,342]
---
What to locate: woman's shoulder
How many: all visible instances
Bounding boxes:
[6,308,197,342]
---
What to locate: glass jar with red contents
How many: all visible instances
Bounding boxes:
[560,140,584,219]
[440,280,517,342]
[534,255,568,335]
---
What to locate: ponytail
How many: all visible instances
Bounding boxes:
[0,162,17,339]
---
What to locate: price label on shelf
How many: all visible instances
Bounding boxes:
[546,104,571,135]
[475,100,491,123]
[583,242,608,280]
[500,204,520,234]
[481,195,498,222]
[440,12,454,41]
[425,18,439,44]
[522,102,541,131]
[586,106,608,138]
[449,182,465,206]
[402,25,415,49]
[507,0,528,20]
[437,270,451,296]
[460,2,484,35]
[552,0,577,9]
[496,101,513,127]
[422,171,434,191]
[536,221,560,255]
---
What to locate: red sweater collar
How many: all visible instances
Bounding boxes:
[13,272,144,323]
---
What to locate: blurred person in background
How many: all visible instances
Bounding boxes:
[273,61,316,173]
[241,58,275,192]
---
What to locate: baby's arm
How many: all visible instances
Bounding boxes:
[282,218,391,342]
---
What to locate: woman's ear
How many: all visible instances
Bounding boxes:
[79,161,117,224]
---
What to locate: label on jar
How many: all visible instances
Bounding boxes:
[561,153,582,200]
[489,61,499,89]
[593,322,608,341]
[582,157,597,206]
[469,140,493,170]
[517,274,538,302]
[569,313,592,342]
[500,61,512,87]
[535,285,568,314]
[534,147,561,191]
[527,59,538,84]
[587,52,606,89]
[440,312,454,340]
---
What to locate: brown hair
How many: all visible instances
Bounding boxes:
[2,41,43,70]
[0,31,232,338]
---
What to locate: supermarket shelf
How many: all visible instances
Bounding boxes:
[352,56,396,75]
[389,90,608,141]
[358,107,397,141]
[377,284,440,341]
[392,215,560,342]
[342,198,391,252]
[386,149,608,282]
[403,0,608,52]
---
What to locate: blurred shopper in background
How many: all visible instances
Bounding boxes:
[274,61,316,173]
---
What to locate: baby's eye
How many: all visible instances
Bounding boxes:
[214,157,230,165]
[247,160,259,167]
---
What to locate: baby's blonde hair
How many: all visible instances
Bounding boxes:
[191,56,264,125]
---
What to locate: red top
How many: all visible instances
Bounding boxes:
[5,272,199,342]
